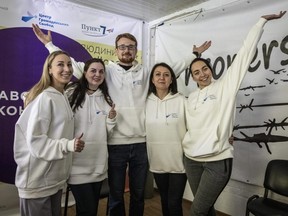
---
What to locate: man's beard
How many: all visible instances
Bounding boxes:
[119,54,134,64]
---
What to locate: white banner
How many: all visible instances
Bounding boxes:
[154,0,288,186]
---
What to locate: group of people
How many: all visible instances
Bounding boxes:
[13,11,285,216]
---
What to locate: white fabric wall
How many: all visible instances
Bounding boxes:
[151,0,288,215]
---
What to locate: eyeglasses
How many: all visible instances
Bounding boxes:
[117,45,136,51]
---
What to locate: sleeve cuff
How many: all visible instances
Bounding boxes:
[67,139,75,152]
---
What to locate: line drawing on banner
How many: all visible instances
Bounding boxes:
[233,117,288,154]
[237,99,288,113]
[269,68,286,74]
[239,85,266,92]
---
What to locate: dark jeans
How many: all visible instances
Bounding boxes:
[153,173,187,216]
[108,143,148,216]
[70,181,103,216]
[184,156,233,216]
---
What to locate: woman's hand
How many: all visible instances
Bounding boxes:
[193,41,212,54]
[32,23,52,45]
[74,133,85,152]
[108,104,117,119]
[261,11,286,21]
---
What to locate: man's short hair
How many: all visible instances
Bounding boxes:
[115,33,138,48]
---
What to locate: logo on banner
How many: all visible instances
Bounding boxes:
[21,11,36,22]
[21,12,69,28]
[81,24,114,37]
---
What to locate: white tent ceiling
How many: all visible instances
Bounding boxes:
[64,0,208,22]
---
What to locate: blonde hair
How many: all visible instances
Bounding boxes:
[24,50,71,108]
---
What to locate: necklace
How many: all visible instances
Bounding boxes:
[86,87,97,92]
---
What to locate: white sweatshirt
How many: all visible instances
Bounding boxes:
[45,42,195,145]
[14,87,75,199]
[146,93,186,173]
[183,18,267,162]
[67,89,116,184]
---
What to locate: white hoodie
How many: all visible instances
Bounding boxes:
[68,89,116,184]
[146,93,186,173]
[45,42,195,145]
[14,86,75,199]
[183,18,267,162]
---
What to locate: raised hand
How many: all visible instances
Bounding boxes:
[108,104,116,119]
[261,11,286,21]
[32,23,52,45]
[74,133,85,152]
[193,41,212,54]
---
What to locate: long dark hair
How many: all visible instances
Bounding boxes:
[147,62,178,97]
[66,58,113,112]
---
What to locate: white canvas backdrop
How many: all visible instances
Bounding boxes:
[154,0,288,186]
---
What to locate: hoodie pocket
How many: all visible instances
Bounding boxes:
[183,124,220,158]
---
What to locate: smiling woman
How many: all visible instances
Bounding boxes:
[62,58,116,216]
[0,26,91,184]
[183,11,286,216]
[13,50,85,216]
[145,62,187,216]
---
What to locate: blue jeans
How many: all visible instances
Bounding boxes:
[69,181,103,216]
[153,173,187,216]
[184,156,232,216]
[108,143,148,216]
